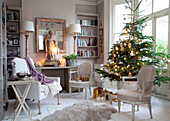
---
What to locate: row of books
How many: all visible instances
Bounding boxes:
[77,38,97,47]
[77,50,98,57]
[7,12,20,21]
[77,19,97,26]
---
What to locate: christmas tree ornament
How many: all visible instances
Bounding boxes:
[130,51,135,56]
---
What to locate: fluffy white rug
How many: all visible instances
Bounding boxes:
[35,101,117,121]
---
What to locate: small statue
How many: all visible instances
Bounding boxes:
[45,30,57,60]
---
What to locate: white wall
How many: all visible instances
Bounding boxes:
[22,0,75,63]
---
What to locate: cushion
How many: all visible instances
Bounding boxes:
[117,89,151,102]
[70,80,90,88]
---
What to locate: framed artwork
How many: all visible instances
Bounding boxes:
[13,38,19,45]
[99,29,103,37]
[100,54,104,63]
[99,38,103,44]
[99,21,103,28]
[99,45,104,53]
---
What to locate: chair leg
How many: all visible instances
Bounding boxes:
[137,104,139,111]
[118,100,121,112]
[38,100,41,115]
[148,102,153,119]
[57,93,60,105]
[69,87,71,93]
[89,87,91,96]
[85,88,87,100]
[132,104,135,121]
[78,88,80,95]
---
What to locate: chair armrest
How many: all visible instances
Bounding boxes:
[139,80,154,100]
[70,71,78,74]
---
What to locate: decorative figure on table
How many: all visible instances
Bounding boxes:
[44,30,60,66]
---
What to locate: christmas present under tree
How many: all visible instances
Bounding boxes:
[95,0,170,86]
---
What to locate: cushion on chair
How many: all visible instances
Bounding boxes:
[70,80,90,88]
[117,89,151,102]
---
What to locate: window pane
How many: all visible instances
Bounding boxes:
[143,20,152,41]
[114,34,120,43]
[139,0,152,16]
[115,4,131,33]
[156,16,168,54]
[154,0,169,12]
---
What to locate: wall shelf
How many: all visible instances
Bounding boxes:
[77,56,98,59]
[81,25,97,28]
[77,35,98,38]
[77,46,97,48]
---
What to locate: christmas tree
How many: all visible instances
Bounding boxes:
[96,0,170,86]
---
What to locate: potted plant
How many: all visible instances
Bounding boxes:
[62,54,78,66]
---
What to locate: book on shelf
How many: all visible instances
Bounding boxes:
[77,49,98,57]
[77,38,97,47]
[77,19,97,26]
[7,11,20,21]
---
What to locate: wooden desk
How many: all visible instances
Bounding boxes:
[36,66,78,92]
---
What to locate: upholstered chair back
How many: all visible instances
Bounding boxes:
[78,62,92,79]
[137,65,156,93]
[12,58,35,77]
[78,62,92,77]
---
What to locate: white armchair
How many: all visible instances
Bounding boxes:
[117,65,156,121]
[69,62,93,100]
[11,58,62,114]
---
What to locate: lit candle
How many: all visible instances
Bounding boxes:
[55,47,57,60]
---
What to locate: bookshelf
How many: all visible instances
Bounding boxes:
[76,12,99,59]
[0,0,7,119]
[6,7,21,76]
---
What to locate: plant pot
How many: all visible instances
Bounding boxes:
[66,59,74,66]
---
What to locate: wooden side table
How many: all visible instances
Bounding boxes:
[8,80,36,121]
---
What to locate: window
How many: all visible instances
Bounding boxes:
[143,20,152,36]
[114,3,131,43]
[153,0,169,12]
[139,0,152,16]
[156,16,168,54]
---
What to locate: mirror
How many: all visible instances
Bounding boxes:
[35,17,66,53]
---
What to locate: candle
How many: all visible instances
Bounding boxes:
[55,47,57,60]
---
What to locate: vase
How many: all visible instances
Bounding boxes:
[66,59,74,66]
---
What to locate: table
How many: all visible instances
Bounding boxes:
[36,66,78,92]
[8,80,36,121]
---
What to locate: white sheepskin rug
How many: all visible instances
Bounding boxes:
[35,101,117,121]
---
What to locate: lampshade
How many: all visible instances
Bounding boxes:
[20,21,34,33]
[69,24,81,35]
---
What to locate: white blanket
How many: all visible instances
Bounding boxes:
[41,81,62,97]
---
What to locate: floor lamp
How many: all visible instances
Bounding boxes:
[69,24,81,54]
[20,21,34,57]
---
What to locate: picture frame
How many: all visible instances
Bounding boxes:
[100,54,104,63]
[99,45,103,53]
[99,21,103,28]
[13,38,19,45]
[99,29,103,37]
[99,38,103,44]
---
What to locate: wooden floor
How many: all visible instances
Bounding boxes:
[2,91,170,121]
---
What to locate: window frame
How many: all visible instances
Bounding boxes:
[111,0,170,54]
